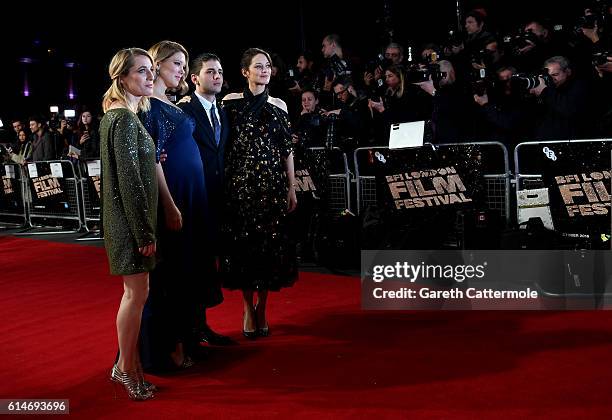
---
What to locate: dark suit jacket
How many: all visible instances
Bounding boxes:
[179,93,229,230]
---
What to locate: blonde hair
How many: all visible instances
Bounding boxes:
[385,65,405,98]
[149,40,190,95]
[102,48,153,113]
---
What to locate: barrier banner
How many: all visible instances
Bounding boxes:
[373,145,486,214]
[0,164,22,212]
[292,147,343,199]
[520,141,611,244]
[28,163,71,213]
[360,145,486,249]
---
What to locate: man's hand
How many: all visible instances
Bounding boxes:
[473,93,489,106]
[529,77,547,96]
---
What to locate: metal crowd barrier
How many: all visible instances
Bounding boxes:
[0,162,28,227]
[354,142,511,225]
[515,138,612,190]
[514,138,612,231]
[76,159,101,224]
[16,160,86,234]
[296,147,351,216]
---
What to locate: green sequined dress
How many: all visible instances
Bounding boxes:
[100,108,158,275]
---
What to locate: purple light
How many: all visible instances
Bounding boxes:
[19,57,33,64]
[68,92,75,100]
[23,76,30,97]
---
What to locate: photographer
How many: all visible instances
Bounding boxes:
[464,9,495,58]
[415,60,474,143]
[471,39,511,75]
[594,52,612,135]
[472,66,537,147]
[368,65,432,144]
[531,56,599,140]
[513,20,570,73]
[289,51,317,95]
[319,34,352,108]
[321,77,372,149]
[363,42,405,93]
[292,89,326,148]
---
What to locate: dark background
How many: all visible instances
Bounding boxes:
[1,0,589,124]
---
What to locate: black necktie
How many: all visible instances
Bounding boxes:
[210,104,221,145]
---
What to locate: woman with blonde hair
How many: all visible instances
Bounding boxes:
[139,40,209,371]
[100,47,157,400]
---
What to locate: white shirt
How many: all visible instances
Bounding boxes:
[194,91,220,129]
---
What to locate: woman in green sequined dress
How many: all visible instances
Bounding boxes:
[99,48,157,400]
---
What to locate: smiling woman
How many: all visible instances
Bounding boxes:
[99,47,158,401]
[220,48,298,340]
[137,40,211,373]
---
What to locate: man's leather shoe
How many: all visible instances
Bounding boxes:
[200,327,237,346]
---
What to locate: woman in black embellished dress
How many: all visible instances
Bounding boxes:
[221,48,298,339]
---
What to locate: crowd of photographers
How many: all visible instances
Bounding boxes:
[282,5,612,155]
[2,4,611,167]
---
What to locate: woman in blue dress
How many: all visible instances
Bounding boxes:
[139,41,208,371]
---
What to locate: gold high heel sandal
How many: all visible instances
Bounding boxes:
[137,364,158,392]
[110,364,154,401]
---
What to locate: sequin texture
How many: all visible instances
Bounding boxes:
[220,93,298,290]
[100,108,158,275]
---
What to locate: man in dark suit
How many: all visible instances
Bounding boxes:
[179,53,234,346]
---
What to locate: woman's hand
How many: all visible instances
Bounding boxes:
[165,204,183,231]
[139,242,156,257]
[368,97,385,113]
[79,132,90,145]
[287,185,298,213]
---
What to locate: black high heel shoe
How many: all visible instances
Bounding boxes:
[254,304,270,337]
[243,309,257,340]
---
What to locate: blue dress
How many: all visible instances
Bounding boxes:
[139,98,210,371]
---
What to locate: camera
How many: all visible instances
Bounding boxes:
[366,53,393,74]
[471,48,495,66]
[471,68,493,96]
[576,13,600,30]
[326,54,350,79]
[503,30,539,54]
[404,63,447,84]
[510,71,552,91]
[593,51,611,65]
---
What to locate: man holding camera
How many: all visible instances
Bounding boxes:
[530,56,598,140]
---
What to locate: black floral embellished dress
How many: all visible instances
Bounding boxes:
[220,88,298,290]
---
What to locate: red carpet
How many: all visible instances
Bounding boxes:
[2,235,612,418]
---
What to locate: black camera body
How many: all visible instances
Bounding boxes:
[471,68,495,96]
[577,13,600,30]
[511,71,553,91]
[503,30,540,54]
[366,54,393,74]
[593,51,611,65]
[471,48,495,66]
[404,63,447,84]
[325,54,350,79]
